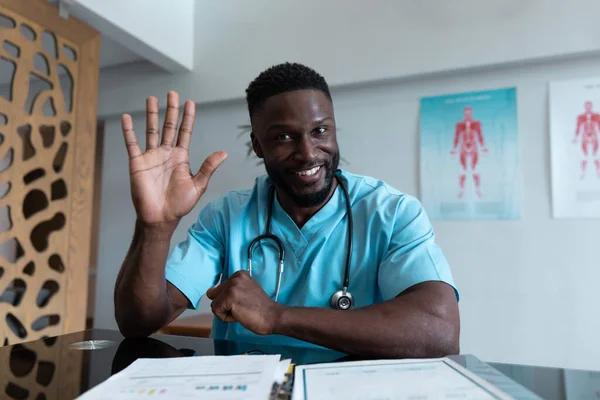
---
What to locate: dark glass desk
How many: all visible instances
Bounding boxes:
[1,329,599,399]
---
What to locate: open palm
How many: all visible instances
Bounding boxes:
[121,91,227,226]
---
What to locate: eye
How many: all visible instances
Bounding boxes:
[277,133,292,141]
[315,126,327,135]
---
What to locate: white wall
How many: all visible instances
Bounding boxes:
[95,51,600,371]
[96,0,600,117]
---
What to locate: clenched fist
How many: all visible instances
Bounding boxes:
[206,271,285,336]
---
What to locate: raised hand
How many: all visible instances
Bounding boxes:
[121,91,227,227]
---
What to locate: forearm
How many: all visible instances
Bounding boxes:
[273,285,459,358]
[114,220,179,337]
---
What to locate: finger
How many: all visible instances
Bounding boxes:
[193,151,228,191]
[146,96,159,150]
[206,284,220,300]
[176,100,196,150]
[210,295,236,323]
[206,276,233,300]
[230,270,250,279]
[121,114,142,159]
[161,91,180,148]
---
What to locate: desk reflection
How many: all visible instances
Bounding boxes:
[110,334,346,376]
[111,337,194,375]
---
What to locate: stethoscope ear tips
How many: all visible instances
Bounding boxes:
[330,290,354,311]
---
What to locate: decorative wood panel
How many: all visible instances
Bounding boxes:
[0,330,94,400]
[0,0,100,348]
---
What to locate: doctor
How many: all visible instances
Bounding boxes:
[114,63,460,358]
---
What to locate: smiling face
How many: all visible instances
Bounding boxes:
[251,89,339,208]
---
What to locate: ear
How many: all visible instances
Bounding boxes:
[251,132,264,159]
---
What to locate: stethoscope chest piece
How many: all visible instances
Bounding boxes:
[330,289,354,311]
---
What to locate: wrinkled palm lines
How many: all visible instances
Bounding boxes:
[0,8,77,347]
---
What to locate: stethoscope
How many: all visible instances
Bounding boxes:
[246,172,354,310]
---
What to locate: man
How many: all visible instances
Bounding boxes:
[114,63,459,358]
[573,101,600,179]
[451,106,487,198]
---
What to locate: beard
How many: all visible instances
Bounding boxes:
[264,151,340,208]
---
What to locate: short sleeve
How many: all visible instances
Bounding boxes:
[377,195,458,301]
[165,202,225,309]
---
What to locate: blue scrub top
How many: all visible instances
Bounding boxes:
[165,170,458,347]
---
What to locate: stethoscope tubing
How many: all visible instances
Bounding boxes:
[246,171,353,306]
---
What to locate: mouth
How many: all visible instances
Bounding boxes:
[293,165,321,177]
[289,165,324,184]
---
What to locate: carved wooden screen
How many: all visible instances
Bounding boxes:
[0,0,100,346]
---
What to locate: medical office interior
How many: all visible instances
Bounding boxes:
[1,0,600,398]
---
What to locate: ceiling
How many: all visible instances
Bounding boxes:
[98,36,142,68]
[6,0,139,63]
[41,0,141,68]
[1,0,142,85]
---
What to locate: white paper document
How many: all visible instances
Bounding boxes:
[274,358,291,385]
[78,355,283,400]
[292,357,512,400]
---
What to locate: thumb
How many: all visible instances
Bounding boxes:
[206,281,224,300]
[193,151,228,192]
[206,286,216,300]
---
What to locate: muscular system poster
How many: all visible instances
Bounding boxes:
[550,78,600,218]
[419,88,520,220]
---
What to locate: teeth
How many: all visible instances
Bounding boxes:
[296,166,320,176]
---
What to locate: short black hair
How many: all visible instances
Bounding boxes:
[245,62,332,118]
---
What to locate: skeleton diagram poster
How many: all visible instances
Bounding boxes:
[419,88,520,220]
[550,78,600,218]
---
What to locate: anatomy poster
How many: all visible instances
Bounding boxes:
[550,77,600,218]
[419,88,520,220]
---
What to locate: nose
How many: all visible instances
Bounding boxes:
[294,134,318,162]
